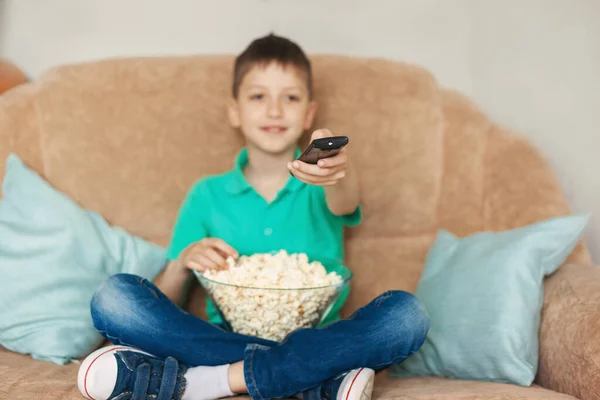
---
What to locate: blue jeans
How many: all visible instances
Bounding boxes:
[90,274,429,400]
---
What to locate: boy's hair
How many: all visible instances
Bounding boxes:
[232,33,313,99]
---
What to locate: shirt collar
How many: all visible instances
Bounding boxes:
[226,147,304,195]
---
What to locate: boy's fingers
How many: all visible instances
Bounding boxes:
[310,129,332,141]
[290,162,346,180]
[187,251,211,268]
[204,248,227,267]
[185,250,201,263]
[292,160,347,176]
[190,248,223,268]
[287,168,319,183]
[206,238,238,257]
[184,260,205,273]
[326,164,347,177]
[290,168,337,184]
[317,150,347,168]
[290,161,329,177]
[198,255,217,270]
[318,174,345,186]
[291,164,347,185]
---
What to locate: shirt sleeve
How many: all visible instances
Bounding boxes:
[166,181,209,261]
[340,205,362,227]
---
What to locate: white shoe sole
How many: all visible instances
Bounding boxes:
[77,345,152,400]
[340,368,375,400]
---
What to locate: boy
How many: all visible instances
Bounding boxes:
[78,34,429,400]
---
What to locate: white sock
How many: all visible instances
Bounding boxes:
[181,364,234,400]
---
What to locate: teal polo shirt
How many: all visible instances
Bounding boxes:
[166,147,361,327]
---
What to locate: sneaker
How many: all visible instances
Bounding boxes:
[320,368,375,400]
[77,345,188,400]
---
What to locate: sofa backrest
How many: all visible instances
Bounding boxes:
[0,55,588,316]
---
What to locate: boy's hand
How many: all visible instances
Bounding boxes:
[177,238,238,273]
[287,129,348,186]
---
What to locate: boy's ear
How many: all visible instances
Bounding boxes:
[228,99,241,128]
[303,100,318,130]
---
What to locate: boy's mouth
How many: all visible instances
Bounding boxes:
[260,125,288,134]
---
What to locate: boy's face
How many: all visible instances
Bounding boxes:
[228,62,317,155]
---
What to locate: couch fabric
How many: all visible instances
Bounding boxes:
[0,55,599,399]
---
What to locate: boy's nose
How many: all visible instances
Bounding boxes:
[267,100,283,118]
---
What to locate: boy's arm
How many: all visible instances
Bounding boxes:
[153,182,206,305]
[324,158,360,216]
[153,260,190,306]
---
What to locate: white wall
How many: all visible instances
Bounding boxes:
[1,0,599,262]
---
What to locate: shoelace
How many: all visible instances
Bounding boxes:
[131,356,181,400]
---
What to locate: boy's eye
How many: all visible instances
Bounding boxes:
[286,95,301,102]
[249,94,264,101]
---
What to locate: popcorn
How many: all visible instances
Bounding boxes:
[200,250,345,341]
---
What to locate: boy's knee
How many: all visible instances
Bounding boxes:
[380,290,430,342]
[90,274,142,331]
[92,274,138,308]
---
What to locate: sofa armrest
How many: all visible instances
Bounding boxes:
[537,263,600,400]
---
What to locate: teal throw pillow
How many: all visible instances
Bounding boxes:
[0,154,168,364]
[392,214,590,386]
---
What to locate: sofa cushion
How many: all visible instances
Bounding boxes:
[374,375,578,399]
[0,345,577,400]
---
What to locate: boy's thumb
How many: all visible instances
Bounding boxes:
[311,129,332,140]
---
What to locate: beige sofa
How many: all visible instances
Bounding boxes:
[1,54,599,400]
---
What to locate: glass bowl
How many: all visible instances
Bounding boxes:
[193,254,352,341]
